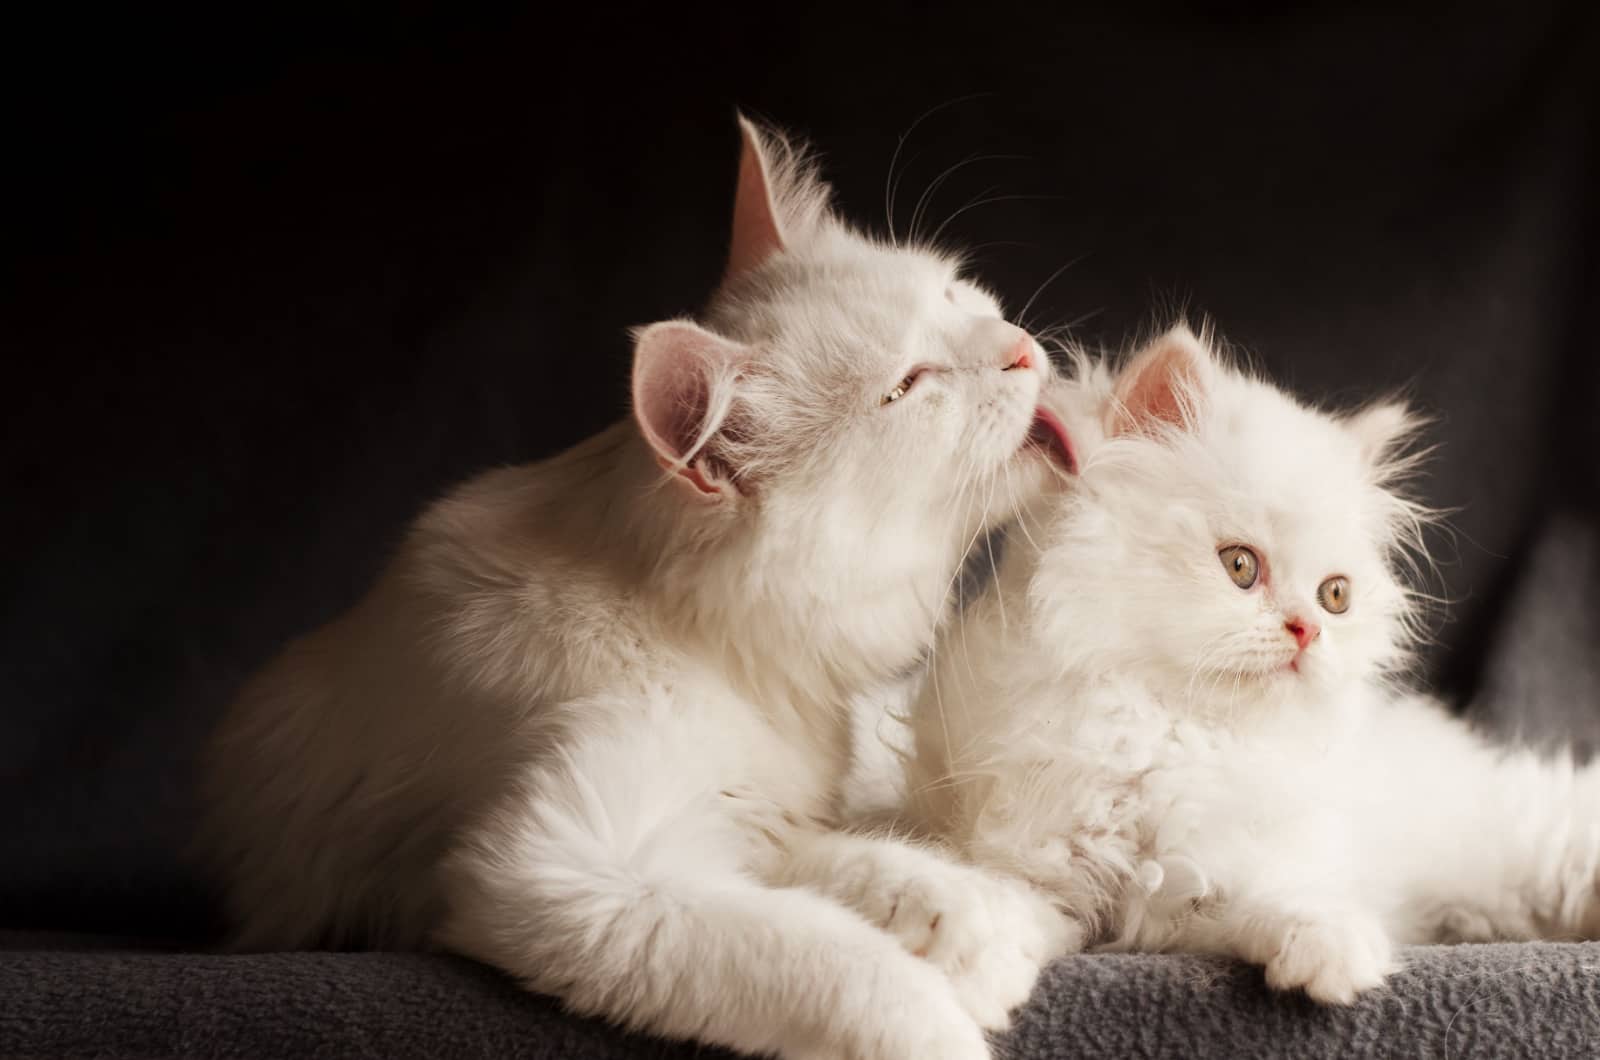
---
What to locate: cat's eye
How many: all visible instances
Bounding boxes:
[881,370,922,406]
[1218,545,1259,590]
[1318,575,1351,614]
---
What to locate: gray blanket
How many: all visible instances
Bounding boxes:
[5,935,1598,1058]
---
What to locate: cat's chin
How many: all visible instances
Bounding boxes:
[1191,663,1304,707]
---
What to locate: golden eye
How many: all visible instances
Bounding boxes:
[881,371,921,406]
[1218,545,1259,589]
[1318,575,1351,614]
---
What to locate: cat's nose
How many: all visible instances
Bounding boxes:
[1000,332,1036,372]
[1285,617,1320,651]
[972,318,1036,372]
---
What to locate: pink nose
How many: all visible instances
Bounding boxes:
[1001,333,1035,372]
[1286,617,1320,651]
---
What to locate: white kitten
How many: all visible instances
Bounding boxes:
[197,117,1078,1059]
[908,325,1600,1005]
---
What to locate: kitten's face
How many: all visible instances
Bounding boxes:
[1033,329,1420,713]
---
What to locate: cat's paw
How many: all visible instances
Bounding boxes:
[789,961,992,1060]
[1262,910,1395,1004]
[852,855,1082,1029]
[854,1003,992,1060]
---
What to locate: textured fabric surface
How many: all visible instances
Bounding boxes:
[4,936,1599,1059]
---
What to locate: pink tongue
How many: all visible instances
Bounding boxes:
[1029,408,1078,474]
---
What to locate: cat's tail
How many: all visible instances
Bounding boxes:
[433,697,991,1060]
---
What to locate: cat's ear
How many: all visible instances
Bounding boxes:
[1108,325,1214,436]
[632,320,750,500]
[726,115,833,279]
[1344,400,1419,468]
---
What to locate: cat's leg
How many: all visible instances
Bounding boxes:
[1186,897,1395,1005]
[767,828,1083,1029]
[435,721,991,1060]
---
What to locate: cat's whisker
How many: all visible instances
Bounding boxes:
[1015,255,1088,337]
[1184,629,1240,703]
[909,155,984,247]
[909,155,1030,249]
[962,238,1038,260]
[919,182,1000,249]
[883,92,996,245]
[927,192,1064,250]
[982,474,1009,634]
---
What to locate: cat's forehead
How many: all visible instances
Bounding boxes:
[789,237,958,306]
[721,239,967,364]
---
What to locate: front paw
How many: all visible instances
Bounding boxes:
[854,858,1082,1029]
[941,874,1083,1030]
[1263,910,1394,1004]
[789,959,992,1060]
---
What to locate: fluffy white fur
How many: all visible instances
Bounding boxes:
[197,117,1076,1059]
[908,325,1600,1004]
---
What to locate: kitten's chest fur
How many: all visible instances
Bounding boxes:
[959,665,1352,940]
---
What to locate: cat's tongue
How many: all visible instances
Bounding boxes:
[1026,406,1078,475]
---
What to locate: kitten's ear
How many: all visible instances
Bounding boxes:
[1108,325,1214,436]
[1344,401,1418,468]
[726,115,833,279]
[631,321,750,500]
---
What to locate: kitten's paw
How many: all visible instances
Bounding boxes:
[854,856,1081,1029]
[1263,911,1395,1004]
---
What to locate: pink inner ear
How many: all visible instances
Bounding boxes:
[726,120,785,278]
[632,321,747,495]
[1111,328,1211,436]
[1119,364,1186,430]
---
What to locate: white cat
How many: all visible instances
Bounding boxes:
[197,116,1079,1059]
[907,325,1600,1004]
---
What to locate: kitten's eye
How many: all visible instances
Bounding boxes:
[1318,575,1351,614]
[881,370,923,406]
[1218,545,1260,589]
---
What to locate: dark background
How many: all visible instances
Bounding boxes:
[4,4,1595,938]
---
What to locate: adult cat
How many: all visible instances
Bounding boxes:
[908,326,1600,1004]
[199,117,1078,1059]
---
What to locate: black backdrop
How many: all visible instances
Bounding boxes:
[4,3,1596,937]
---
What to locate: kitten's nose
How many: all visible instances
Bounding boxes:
[1285,617,1320,651]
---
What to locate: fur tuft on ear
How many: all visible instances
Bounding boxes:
[631,321,749,499]
[726,114,834,278]
[1344,400,1422,469]
[1108,325,1214,437]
